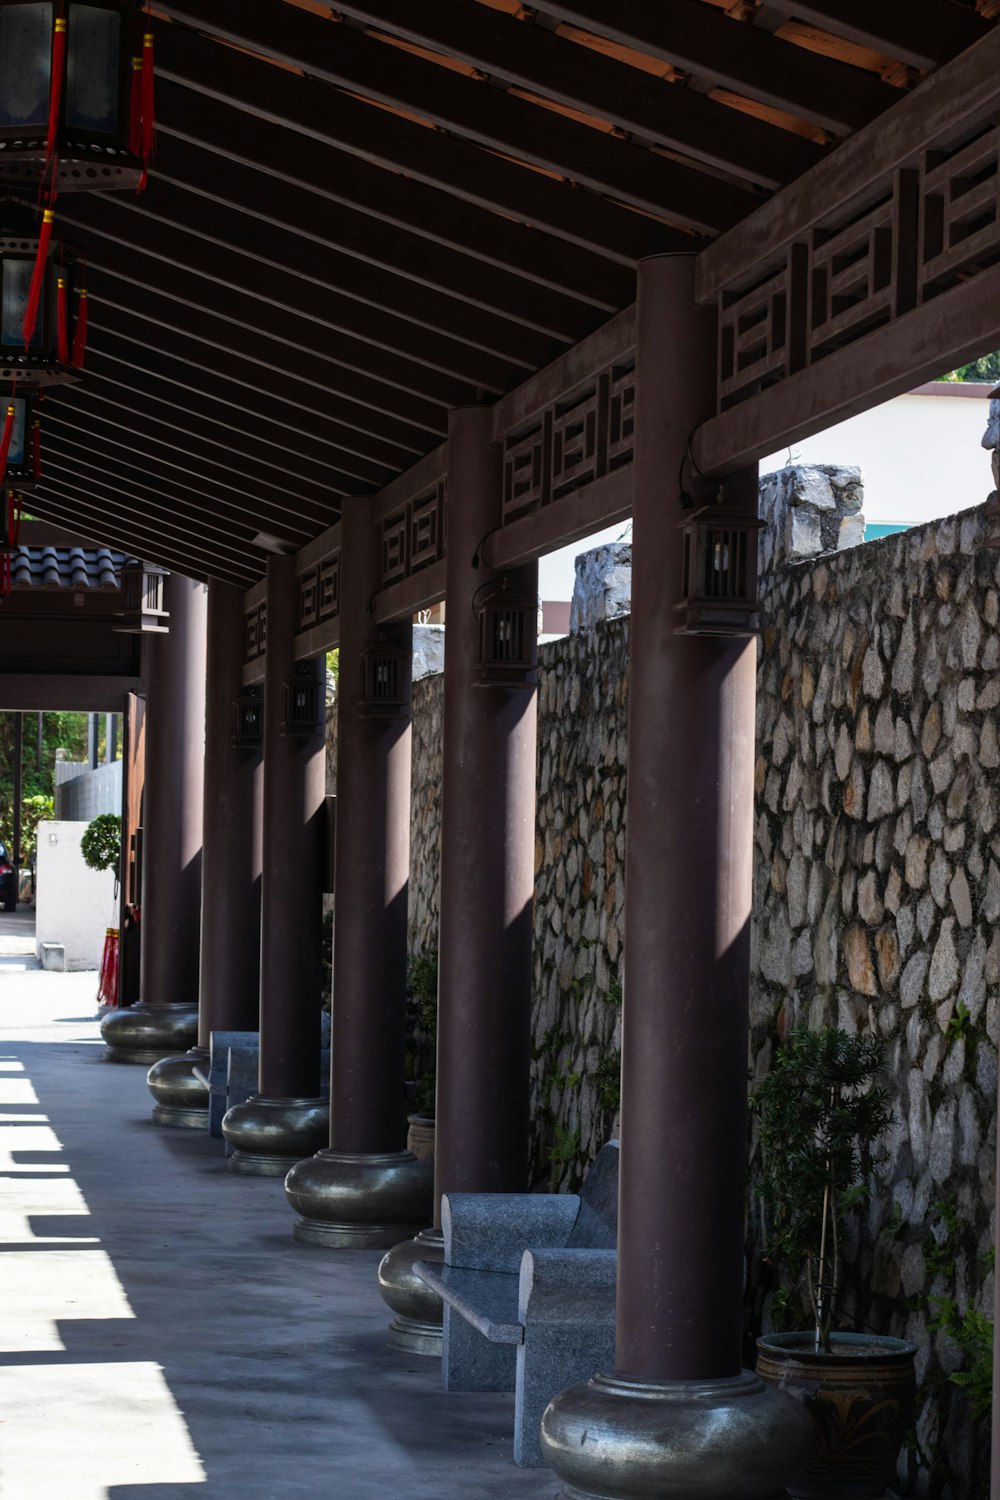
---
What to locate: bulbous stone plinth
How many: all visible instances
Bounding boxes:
[284,1149,434,1248]
[541,1369,815,1500]
[222,1096,329,1176]
[100,1003,199,1065]
[147,1047,210,1129]
[377,1227,444,1355]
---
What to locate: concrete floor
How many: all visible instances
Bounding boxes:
[0,965,562,1499]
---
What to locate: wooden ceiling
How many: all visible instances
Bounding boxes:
[27,0,998,586]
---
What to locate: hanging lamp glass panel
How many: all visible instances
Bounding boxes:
[0,390,38,487]
[0,0,146,192]
[0,223,81,385]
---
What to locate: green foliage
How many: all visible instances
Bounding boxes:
[80,814,121,873]
[923,1198,960,1282]
[941,352,1000,384]
[593,1047,621,1115]
[947,1001,971,1041]
[752,1026,889,1349]
[0,711,100,859]
[406,950,438,1117]
[930,1298,994,1420]
[547,1124,582,1188]
[14,794,53,863]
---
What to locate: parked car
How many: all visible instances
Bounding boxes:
[0,842,16,912]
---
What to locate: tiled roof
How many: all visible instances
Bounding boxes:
[9,546,130,592]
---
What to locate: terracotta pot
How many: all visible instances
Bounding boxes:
[405,1113,435,1162]
[756,1331,917,1500]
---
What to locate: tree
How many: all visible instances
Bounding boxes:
[941,351,1000,383]
[0,711,91,859]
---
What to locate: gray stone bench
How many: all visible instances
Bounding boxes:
[204,1032,330,1152]
[415,1140,618,1466]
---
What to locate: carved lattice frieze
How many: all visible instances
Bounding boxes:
[501,358,636,523]
[378,479,447,592]
[920,126,1000,299]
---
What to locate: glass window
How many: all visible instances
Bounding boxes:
[7,398,28,467]
[0,3,52,131]
[66,3,121,133]
[1,260,43,349]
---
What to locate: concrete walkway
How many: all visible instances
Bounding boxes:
[0,973,560,1499]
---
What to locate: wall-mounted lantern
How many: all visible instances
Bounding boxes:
[232,688,263,751]
[675,503,764,637]
[473,577,537,689]
[283,662,323,737]
[361,634,409,719]
[113,558,169,633]
[0,1,151,194]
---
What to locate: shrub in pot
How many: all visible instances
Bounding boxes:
[751,1026,916,1500]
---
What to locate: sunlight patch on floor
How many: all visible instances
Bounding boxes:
[0,1249,135,1352]
[0,1361,207,1495]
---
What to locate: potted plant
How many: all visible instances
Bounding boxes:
[751,1026,916,1500]
[404,950,437,1161]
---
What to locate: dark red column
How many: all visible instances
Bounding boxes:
[331,498,412,1153]
[615,254,754,1381]
[258,553,326,1100]
[198,578,263,1041]
[141,574,206,1010]
[221,553,328,1173]
[540,255,811,1500]
[101,574,207,1067]
[284,498,432,1248]
[433,405,538,1213]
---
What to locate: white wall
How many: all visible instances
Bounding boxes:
[35,822,117,971]
[762,385,995,529]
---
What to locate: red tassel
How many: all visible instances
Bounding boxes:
[138,31,155,190]
[71,288,88,368]
[23,209,54,350]
[56,276,68,364]
[32,418,42,481]
[46,11,67,165]
[128,54,143,156]
[0,400,15,488]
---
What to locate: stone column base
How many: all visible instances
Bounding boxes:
[147,1047,210,1129]
[284,1149,433,1248]
[100,1003,199,1065]
[222,1096,329,1176]
[378,1227,444,1355]
[541,1369,814,1500]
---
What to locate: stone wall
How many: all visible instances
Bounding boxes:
[751,487,998,1498]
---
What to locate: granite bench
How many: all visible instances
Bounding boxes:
[415,1140,618,1466]
[201,1032,331,1152]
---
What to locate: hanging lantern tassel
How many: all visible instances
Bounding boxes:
[97,927,120,1007]
[139,30,155,189]
[23,209,54,350]
[46,11,67,166]
[71,287,88,368]
[0,399,16,489]
[128,53,143,156]
[56,276,69,364]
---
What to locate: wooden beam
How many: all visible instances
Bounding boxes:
[371,560,448,627]
[59,200,520,401]
[51,383,346,509]
[485,466,632,573]
[693,260,1000,475]
[759,0,992,73]
[153,80,630,313]
[73,358,376,494]
[698,27,1000,300]
[0,676,142,713]
[85,331,414,473]
[149,124,595,342]
[84,281,444,446]
[152,18,686,264]
[155,2,755,235]
[534,0,898,134]
[492,304,635,437]
[333,0,823,190]
[371,445,449,524]
[78,177,560,376]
